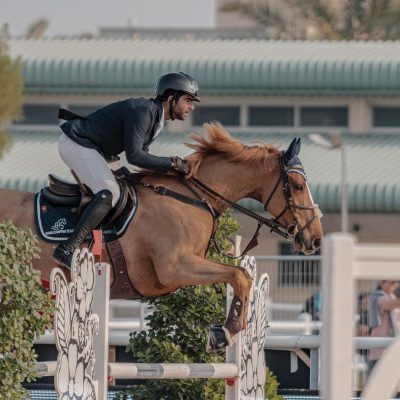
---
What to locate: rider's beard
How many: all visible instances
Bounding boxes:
[171,103,187,121]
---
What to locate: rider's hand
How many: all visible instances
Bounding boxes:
[171,156,189,175]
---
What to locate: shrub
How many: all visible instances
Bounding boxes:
[0,221,54,400]
[265,368,285,400]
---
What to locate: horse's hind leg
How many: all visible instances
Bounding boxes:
[153,254,253,344]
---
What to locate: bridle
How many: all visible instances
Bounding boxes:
[263,153,322,239]
[188,152,322,258]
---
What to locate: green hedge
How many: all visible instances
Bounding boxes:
[0,221,54,400]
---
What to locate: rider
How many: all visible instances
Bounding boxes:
[52,71,200,269]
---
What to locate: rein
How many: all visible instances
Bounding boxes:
[189,177,291,239]
[135,151,321,259]
[137,178,277,259]
[187,153,321,259]
[187,176,291,260]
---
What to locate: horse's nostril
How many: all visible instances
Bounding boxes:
[312,237,321,249]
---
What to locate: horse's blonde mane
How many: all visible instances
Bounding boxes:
[185,122,280,177]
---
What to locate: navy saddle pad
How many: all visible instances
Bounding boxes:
[34,189,138,243]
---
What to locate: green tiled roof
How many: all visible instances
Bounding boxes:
[7,38,400,96]
[1,128,399,213]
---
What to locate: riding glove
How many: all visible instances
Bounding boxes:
[171,156,189,175]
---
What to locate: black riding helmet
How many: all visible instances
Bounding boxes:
[155,72,200,102]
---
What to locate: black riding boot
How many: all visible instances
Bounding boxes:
[52,189,113,269]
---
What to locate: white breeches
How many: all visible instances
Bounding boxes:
[58,133,120,207]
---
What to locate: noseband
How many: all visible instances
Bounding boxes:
[264,154,322,238]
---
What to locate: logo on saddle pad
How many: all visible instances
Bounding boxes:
[51,218,68,231]
[48,218,73,236]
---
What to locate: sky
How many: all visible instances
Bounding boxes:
[0,0,216,37]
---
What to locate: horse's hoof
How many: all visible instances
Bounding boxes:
[206,325,233,353]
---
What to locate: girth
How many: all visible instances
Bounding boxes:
[106,240,144,300]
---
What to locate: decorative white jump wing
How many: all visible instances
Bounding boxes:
[51,248,99,400]
[239,256,269,400]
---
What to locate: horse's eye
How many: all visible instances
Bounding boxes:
[294,184,303,191]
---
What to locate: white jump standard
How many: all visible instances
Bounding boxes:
[42,248,268,400]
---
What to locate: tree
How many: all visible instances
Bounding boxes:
[220,0,400,40]
[0,38,23,159]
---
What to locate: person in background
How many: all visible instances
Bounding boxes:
[302,290,322,321]
[357,292,370,337]
[367,280,400,375]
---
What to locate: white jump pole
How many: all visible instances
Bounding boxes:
[108,362,239,380]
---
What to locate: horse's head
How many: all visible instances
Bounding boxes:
[185,123,322,254]
[262,138,323,254]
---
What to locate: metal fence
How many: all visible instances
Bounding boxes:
[254,255,377,334]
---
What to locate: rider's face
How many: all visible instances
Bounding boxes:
[172,94,195,120]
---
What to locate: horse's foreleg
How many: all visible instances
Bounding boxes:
[154,255,252,340]
[226,265,253,332]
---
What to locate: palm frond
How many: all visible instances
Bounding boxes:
[220,1,305,39]
[220,0,400,40]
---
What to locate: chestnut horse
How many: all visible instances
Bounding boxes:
[0,123,322,350]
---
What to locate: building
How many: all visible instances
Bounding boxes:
[2,37,400,267]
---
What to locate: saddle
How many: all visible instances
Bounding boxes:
[37,167,143,300]
[43,167,136,223]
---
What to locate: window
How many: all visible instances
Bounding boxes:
[192,106,240,126]
[248,106,294,126]
[300,107,348,127]
[277,242,320,286]
[373,107,400,127]
[68,105,99,116]
[17,105,60,125]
